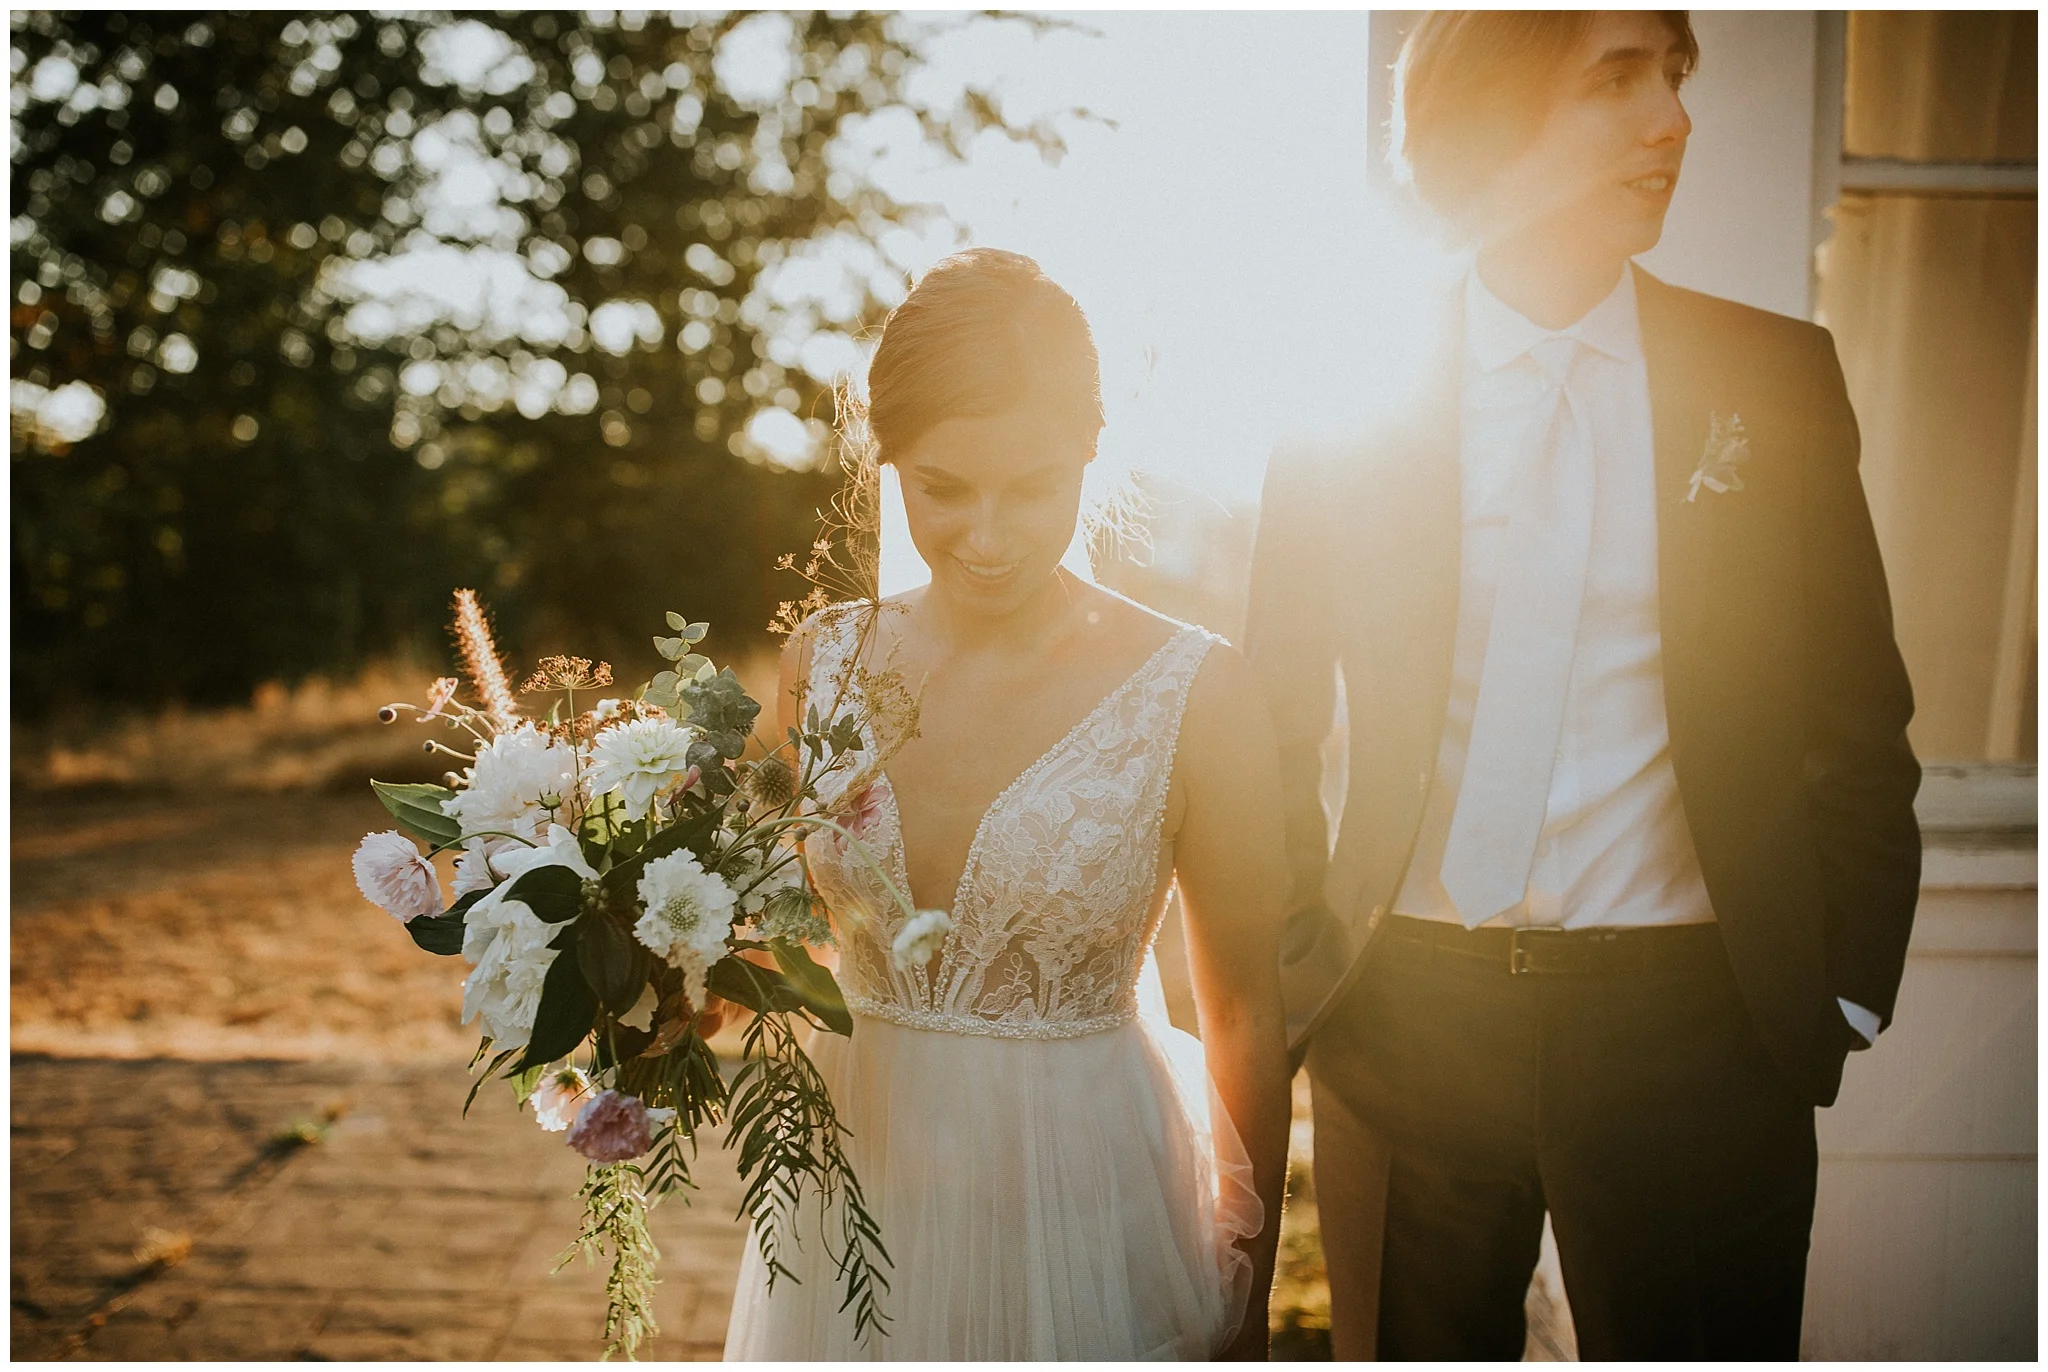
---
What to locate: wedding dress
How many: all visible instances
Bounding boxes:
[723,612,1261,1360]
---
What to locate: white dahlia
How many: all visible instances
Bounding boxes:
[632,850,737,1005]
[586,717,698,821]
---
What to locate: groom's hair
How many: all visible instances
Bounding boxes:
[1391,11,1699,230]
[864,248,1103,463]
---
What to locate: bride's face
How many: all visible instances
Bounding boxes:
[895,406,1095,615]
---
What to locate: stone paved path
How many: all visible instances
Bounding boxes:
[12,1056,749,1361]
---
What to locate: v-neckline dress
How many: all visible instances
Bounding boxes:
[722,607,1261,1361]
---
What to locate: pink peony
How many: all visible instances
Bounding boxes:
[566,1089,655,1162]
[352,830,443,923]
[529,1067,593,1132]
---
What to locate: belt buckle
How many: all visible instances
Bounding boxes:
[1508,927,1566,975]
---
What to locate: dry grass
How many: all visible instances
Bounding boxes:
[11,663,452,796]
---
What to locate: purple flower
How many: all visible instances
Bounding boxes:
[566,1089,655,1163]
[351,830,442,923]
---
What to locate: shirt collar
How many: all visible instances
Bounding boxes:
[1464,264,1643,374]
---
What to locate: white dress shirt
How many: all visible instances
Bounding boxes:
[1392,267,1881,1045]
[1396,267,1716,932]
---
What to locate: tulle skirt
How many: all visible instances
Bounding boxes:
[722,965,1261,1361]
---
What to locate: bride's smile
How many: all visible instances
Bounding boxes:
[896,407,1095,616]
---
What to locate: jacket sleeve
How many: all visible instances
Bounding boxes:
[1242,441,1342,922]
[1800,327,1923,1028]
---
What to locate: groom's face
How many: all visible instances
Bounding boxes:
[1481,11,1693,262]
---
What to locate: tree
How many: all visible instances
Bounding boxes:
[10,11,1059,711]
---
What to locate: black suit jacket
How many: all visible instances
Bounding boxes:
[1245,265,1921,1107]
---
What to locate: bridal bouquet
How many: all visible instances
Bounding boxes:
[351,588,915,1357]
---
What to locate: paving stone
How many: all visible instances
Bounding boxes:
[13,1056,751,1361]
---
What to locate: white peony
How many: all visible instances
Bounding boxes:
[891,909,953,972]
[352,830,443,923]
[442,724,577,841]
[450,844,502,897]
[585,716,698,821]
[459,825,596,1050]
[632,850,737,1005]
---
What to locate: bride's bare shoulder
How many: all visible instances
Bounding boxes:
[1070,582,1189,660]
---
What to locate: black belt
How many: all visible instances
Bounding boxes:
[1378,913,1724,976]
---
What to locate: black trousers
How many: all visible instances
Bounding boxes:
[1316,917,1818,1361]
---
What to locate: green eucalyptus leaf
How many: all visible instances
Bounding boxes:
[654,635,686,660]
[666,611,689,631]
[684,621,710,643]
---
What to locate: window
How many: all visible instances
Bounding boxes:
[1815,11,2037,761]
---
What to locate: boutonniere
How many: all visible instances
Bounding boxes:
[1686,412,1751,502]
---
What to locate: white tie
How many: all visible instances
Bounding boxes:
[1440,337,1596,927]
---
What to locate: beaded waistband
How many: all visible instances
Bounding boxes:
[844,994,1136,1041]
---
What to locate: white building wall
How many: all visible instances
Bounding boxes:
[1639,10,1821,320]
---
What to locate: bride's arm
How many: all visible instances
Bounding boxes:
[1172,644,1293,1360]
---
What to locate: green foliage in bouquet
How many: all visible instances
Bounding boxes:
[351,585,921,1358]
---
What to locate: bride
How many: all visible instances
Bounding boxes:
[722,248,1292,1360]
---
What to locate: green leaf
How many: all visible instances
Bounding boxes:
[769,939,853,1036]
[594,1022,656,1069]
[707,955,803,1016]
[604,808,720,897]
[654,635,685,660]
[371,780,461,847]
[505,864,584,923]
[514,939,600,1072]
[684,621,709,643]
[666,611,689,632]
[577,915,650,1016]
[510,1063,546,1102]
[405,890,481,956]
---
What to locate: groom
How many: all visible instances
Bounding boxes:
[1245,11,1921,1360]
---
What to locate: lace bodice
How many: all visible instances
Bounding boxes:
[804,610,1216,1041]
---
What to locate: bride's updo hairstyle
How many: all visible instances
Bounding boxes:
[864,248,1104,463]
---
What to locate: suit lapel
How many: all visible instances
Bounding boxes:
[1634,265,1711,524]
